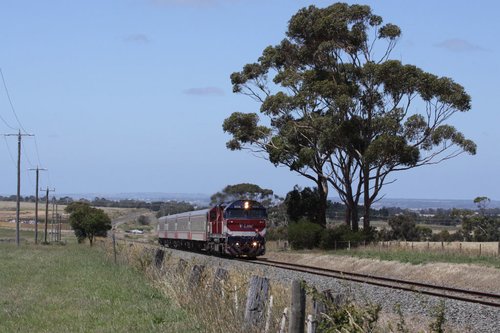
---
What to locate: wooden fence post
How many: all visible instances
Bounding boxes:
[154,248,165,268]
[279,308,288,333]
[188,264,205,291]
[479,244,482,257]
[306,315,314,333]
[213,267,229,297]
[176,259,187,274]
[289,279,306,333]
[244,275,270,328]
[264,295,274,333]
[498,241,500,256]
[112,233,117,264]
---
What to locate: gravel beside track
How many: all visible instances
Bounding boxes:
[162,247,500,333]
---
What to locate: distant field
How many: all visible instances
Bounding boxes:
[0,200,143,232]
[0,241,199,332]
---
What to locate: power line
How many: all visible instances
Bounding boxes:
[33,135,44,168]
[0,110,15,130]
[21,141,35,168]
[3,135,17,167]
[0,68,28,134]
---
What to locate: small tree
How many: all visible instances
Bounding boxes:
[137,215,150,226]
[388,214,420,241]
[210,183,275,206]
[65,202,111,246]
[454,197,500,241]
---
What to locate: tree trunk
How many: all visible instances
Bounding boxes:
[316,177,328,228]
[344,205,351,226]
[363,166,371,231]
[351,206,359,231]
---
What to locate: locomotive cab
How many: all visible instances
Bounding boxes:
[222,200,267,257]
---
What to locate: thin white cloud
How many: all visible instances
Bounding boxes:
[434,39,486,52]
[124,34,151,44]
[183,87,225,96]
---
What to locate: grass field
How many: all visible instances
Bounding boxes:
[334,246,500,268]
[0,241,200,332]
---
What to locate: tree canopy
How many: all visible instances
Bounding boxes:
[284,186,323,225]
[223,2,476,230]
[210,183,275,206]
[65,202,111,246]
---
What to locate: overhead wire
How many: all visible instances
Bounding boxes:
[0,111,16,130]
[33,135,43,168]
[3,135,17,167]
[0,68,28,134]
[1,67,50,194]
[21,142,35,168]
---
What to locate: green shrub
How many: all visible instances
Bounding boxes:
[288,219,322,249]
[319,225,370,249]
[266,225,288,241]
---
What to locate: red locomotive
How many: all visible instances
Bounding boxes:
[158,200,267,257]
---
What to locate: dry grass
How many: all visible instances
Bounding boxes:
[102,240,291,333]
[100,240,466,333]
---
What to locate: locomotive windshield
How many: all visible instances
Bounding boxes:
[224,208,267,219]
[223,200,267,219]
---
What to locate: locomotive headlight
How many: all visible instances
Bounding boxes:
[235,242,240,247]
[244,201,250,210]
[252,241,258,247]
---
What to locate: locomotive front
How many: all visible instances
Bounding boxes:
[222,200,267,257]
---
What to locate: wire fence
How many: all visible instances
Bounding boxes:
[269,240,500,257]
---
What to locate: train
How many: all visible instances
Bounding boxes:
[157,199,267,257]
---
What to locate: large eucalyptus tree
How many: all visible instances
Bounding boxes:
[224,3,476,230]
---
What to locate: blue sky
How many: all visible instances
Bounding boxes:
[0,0,498,200]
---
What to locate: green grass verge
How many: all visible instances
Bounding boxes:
[0,226,35,240]
[333,247,500,268]
[0,242,199,333]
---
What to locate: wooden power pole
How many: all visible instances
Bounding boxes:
[5,130,33,246]
[29,167,47,244]
[42,187,55,243]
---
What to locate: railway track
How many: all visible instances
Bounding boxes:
[240,258,500,308]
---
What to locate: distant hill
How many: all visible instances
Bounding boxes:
[55,192,500,210]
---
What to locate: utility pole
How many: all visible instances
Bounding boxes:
[56,202,60,242]
[5,130,34,246]
[29,167,47,244]
[51,197,55,241]
[42,187,55,243]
